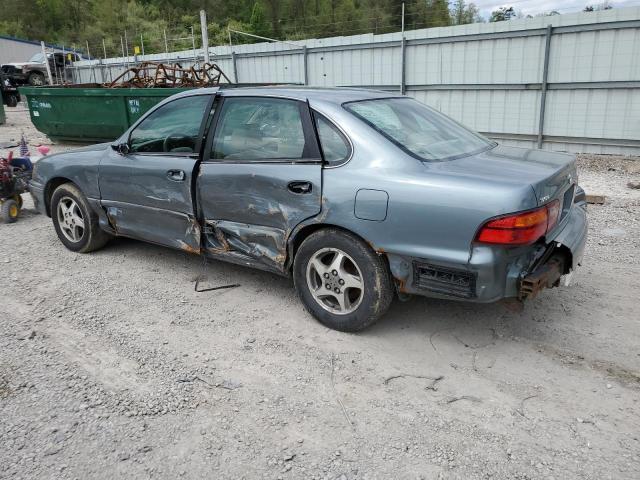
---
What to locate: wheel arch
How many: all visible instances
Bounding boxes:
[287,222,389,272]
[44,177,75,217]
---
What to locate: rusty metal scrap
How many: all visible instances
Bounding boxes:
[518,255,565,300]
[106,61,232,88]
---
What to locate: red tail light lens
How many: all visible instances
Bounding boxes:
[476,200,560,246]
[546,199,561,231]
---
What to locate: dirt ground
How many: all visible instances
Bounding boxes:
[1,108,639,480]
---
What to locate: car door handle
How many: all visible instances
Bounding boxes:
[167,169,186,182]
[288,181,313,194]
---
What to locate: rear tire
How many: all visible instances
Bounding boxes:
[1,199,19,223]
[293,228,393,332]
[51,183,110,253]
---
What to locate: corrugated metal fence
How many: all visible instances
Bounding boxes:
[73,7,640,155]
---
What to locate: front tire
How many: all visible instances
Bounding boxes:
[293,228,393,332]
[28,71,45,86]
[1,199,19,223]
[51,183,110,253]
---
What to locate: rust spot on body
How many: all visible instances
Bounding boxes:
[395,277,408,293]
[177,240,201,255]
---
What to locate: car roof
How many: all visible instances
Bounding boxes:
[179,86,400,105]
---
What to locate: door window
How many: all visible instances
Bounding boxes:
[314,113,351,167]
[211,98,309,161]
[129,95,210,154]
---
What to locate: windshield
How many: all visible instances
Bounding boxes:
[28,53,45,63]
[344,97,494,161]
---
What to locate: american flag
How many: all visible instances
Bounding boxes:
[19,134,29,157]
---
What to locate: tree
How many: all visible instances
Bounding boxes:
[0,0,463,50]
[423,0,452,28]
[451,0,483,25]
[489,6,516,22]
[249,1,270,37]
[261,0,282,37]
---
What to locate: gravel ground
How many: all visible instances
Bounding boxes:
[1,107,640,480]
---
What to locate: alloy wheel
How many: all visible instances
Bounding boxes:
[306,248,364,315]
[57,196,85,243]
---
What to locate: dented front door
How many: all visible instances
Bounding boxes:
[99,94,212,252]
[197,96,323,272]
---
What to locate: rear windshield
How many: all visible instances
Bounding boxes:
[344,97,494,161]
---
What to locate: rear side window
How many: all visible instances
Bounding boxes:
[314,113,351,167]
[129,95,210,154]
[211,97,308,160]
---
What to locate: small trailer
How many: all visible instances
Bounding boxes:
[0,153,32,223]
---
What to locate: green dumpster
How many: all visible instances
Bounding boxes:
[0,101,5,125]
[19,86,191,142]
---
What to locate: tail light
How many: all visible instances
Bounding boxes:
[476,200,560,246]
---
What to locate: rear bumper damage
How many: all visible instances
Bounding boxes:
[387,197,587,303]
[518,254,565,300]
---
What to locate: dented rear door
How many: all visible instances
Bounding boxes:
[197,96,322,273]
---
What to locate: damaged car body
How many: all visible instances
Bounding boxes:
[29,87,588,332]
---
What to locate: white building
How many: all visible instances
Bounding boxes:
[0,35,64,65]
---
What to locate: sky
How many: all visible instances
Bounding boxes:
[471,0,639,19]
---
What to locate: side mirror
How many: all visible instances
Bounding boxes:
[111,142,130,155]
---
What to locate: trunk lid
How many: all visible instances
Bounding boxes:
[433,144,577,207]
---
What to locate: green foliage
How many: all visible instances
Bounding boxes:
[0,0,486,55]
[451,1,483,25]
[489,6,516,22]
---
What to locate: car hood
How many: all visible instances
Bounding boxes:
[67,142,112,153]
[431,144,576,206]
[40,142,111,162]
[2,62,41,68]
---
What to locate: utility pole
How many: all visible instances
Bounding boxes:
[140,34,145,56]
[163,29,169,56]
[86,40,96,84]
[400,2,406,94]
[124,30,130,61]
[200,10,210,65]
[121,36,128,75]
[40,41,54,85]
[62,44,66,84]
[103,38,112,83]
[191,26,198,67]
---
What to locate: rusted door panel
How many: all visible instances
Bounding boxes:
[197,163,322,272]
[99,149,200,252]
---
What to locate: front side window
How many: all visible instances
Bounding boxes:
[345,98,494,161]
[129,95,210,154]
[314,113,350,167]
[211,97,307,160]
